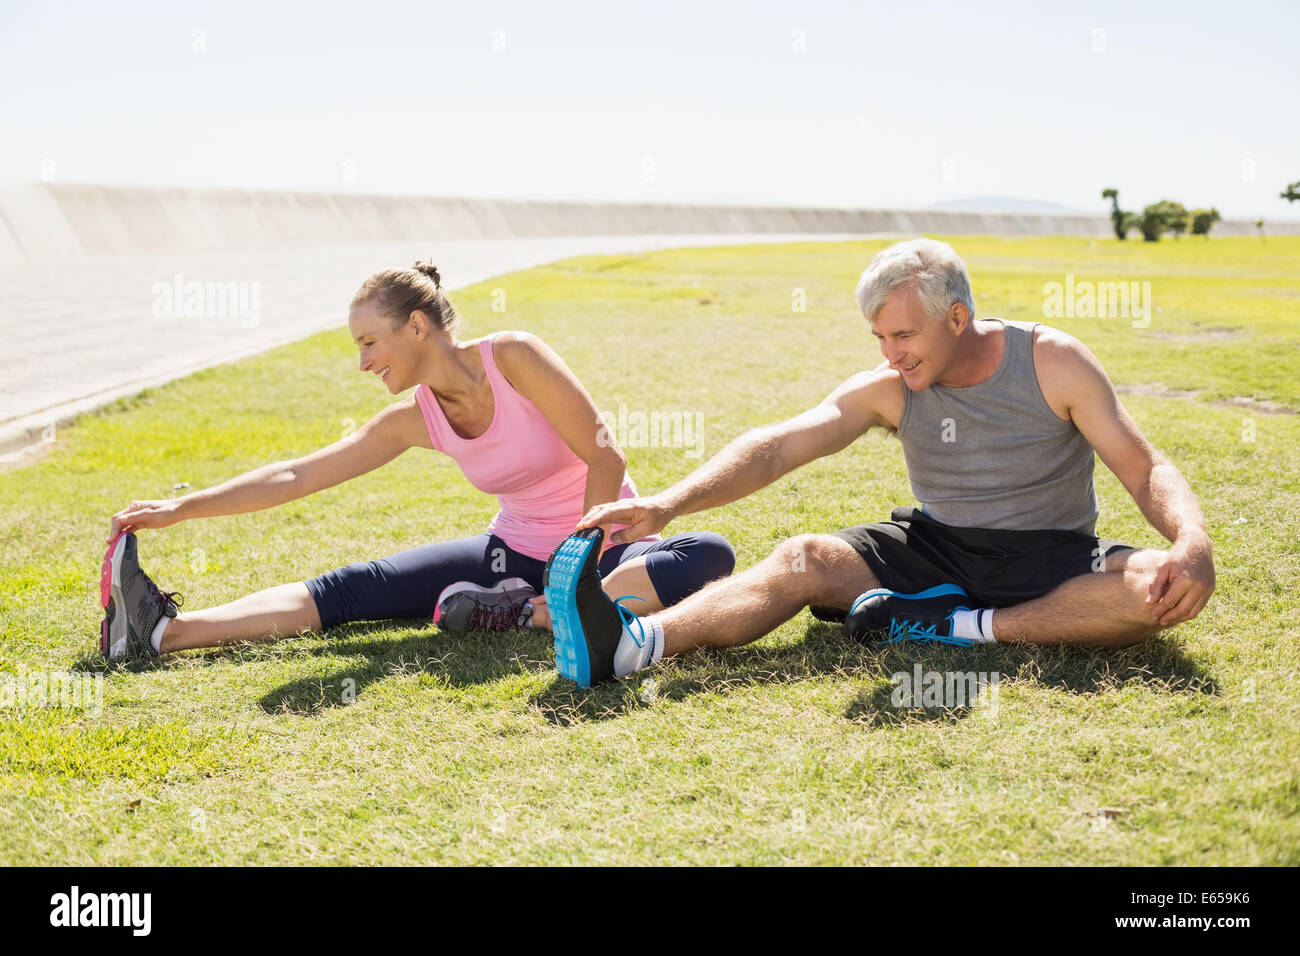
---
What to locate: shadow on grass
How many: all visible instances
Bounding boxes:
[527,672,644,728]
[525,617,1221,729]
[71,621,436,684]
[852,623,1220,727]
[524,620,868,727]
[73,618,555,715]
[255,620,558,715]
[78,611,1219,727]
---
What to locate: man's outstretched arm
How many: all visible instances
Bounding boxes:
[581,369,894,542]
[1043,331,1215,627]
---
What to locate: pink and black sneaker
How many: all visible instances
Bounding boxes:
[433,577,537,632]
[100,532,183,661]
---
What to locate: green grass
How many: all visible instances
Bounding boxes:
[2,235,1298,865]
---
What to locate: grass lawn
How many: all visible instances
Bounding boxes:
[1,235,1297,865]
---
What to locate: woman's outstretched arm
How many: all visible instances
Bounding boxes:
[107,396,430,540]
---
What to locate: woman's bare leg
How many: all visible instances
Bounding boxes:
[162,549,670,646]
[528,556,662,631]
[159,582,322,653]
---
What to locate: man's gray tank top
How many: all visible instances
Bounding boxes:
[895,320,1098,534]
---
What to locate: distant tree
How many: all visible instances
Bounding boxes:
[1167,202,1190,239]
[1138,200,1187,242]
[1256,219,1266,241]
[1101,188,1133,240]
[1190,208,1221,237]
[1281,182,1300,203]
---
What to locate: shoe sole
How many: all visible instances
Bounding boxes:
[544,532,601,687]
[892,632,974,647]
[100,533,129,660]
[433,577,532,630]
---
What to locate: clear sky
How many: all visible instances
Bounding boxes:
[2,0,1296,219]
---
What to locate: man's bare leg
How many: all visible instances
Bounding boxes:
[993,549,1169,648]
[651,544,1171,657]
[159,582,323,653]
[656,535,878,657]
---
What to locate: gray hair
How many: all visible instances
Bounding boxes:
[854,238,975,324]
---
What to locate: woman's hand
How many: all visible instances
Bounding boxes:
[107,499,183,542]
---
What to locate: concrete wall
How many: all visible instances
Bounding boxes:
[1,182,1294,270]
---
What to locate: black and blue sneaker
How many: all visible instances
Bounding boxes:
[845,584,974,647]
[543,527,634,687]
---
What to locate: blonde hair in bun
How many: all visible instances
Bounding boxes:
[351,259,461,334]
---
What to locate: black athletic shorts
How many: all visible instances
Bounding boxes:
[816,506,1134,618]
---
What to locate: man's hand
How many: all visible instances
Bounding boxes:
[107,499,183,543]
[578,496,673,544]
[1147,533,1215,627]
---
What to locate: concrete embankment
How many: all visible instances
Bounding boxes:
[0,183,1098,269]
[4,183,1291,269]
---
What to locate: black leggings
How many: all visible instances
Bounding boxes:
[304,531,735,631]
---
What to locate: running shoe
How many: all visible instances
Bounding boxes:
[433,577,537,632]
[844,583,974,647]
[100,532,183,661]
[543,527,626,687]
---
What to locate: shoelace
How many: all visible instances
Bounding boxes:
[144,575,184,614]
[469,598,529,631]
[886,617,972,647]
[613,595,647,647]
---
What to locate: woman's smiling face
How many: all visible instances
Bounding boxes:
[350,302,412,393]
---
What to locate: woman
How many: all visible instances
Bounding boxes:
[100,261,734,661]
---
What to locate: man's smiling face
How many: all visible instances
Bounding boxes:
[869,284,961,390]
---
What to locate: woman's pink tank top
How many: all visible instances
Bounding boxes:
[413,334,651,561]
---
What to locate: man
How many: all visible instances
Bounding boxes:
[544,238,1215,687]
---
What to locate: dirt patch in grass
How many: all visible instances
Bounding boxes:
[1115,383,1297,415]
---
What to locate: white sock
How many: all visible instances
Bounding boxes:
[614,615,664,678]
[647,617,665,663]
[150,616,170,654]
[951,608,997,644]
